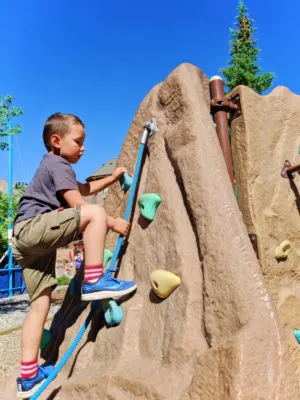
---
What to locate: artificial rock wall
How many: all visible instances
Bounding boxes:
[230,84,300,383]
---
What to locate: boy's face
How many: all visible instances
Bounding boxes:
[51,123,86,164]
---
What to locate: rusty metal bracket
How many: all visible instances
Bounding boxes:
[210,96,238,113]
[249,233,259,259]
[281,160,297,179]
[228,95,242,121]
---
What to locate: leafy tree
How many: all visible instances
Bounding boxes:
[0,183,26,255]
[0,95,23,255]
[0,95,23,150]
[220,0,274,94]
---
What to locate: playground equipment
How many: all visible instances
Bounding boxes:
[103,118,158,326]
[29,118,158,400]
[138,193,162,221]
[209,76,238,189]
[0,122,26,298]
[0,248,26,298]
[150,269,181,299]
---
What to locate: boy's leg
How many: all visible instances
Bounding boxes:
[79,204,137,301]
[80,204,107,269]
[21,287,51,364]
[16,253,57,398]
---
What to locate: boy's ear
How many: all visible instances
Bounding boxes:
[50,134,62,149]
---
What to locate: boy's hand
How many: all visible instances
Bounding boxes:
[112,167,127,182]
[109,217,131,237]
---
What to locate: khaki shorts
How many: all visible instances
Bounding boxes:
[11,207,81,302]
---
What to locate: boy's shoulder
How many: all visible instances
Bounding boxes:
[42,153,71,167]
[37,154,73,174]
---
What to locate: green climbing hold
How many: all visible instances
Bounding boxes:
[103,249,113,267]
[40,328,52,351]
[138,193,162,221]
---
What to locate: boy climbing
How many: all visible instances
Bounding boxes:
[11,113,137,398]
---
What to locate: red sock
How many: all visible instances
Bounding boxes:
[84,264,103,282]
[20,359,38,379]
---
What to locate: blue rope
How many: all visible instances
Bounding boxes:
[29,301,98,400]
[29,123,153,399]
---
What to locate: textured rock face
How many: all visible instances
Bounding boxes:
[1,64,299,399]
[230,85,300,384]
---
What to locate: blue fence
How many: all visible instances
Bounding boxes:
[0,247,26,299]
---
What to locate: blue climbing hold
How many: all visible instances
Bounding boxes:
[103,300,123,326]
[294,330,300,344]
[119,173,133,193]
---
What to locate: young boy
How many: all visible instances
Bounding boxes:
[11,113,137,398]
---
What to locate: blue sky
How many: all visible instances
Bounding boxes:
[0,0,299,184]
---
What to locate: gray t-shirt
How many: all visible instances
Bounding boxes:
[14,154,78,225]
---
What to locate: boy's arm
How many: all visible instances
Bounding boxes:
[77,167,127,196]
[60,189,130,236]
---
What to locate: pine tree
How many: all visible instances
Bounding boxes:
[220,0,274,94]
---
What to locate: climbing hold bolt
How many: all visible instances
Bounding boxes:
[150,269,181,299]
[138,193,162,221]
[103,249,113,267]
[119,173,133,193]
[40,328,52,351]
[275,240,291,260]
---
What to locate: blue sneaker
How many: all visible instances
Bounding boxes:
[81,274,137,301]
[16,365,55,398]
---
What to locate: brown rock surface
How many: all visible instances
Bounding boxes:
[230,84,300,384]
[1,64,299,399]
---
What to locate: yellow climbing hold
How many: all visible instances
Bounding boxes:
[275,240,291,260]
[150,269,181,299]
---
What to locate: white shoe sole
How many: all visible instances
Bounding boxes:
[81,284,137,301]
[17,379,45,398]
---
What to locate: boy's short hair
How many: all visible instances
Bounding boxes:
[43,113,85,151]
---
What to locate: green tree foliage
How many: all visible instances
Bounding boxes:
[220,0,274,94]
[0,183,26,255]
[0,95,23,150]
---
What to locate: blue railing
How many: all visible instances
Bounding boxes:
[0,247,26,298]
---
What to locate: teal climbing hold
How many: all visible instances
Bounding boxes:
[138,193,162,221]
[119,173,133,192]
[103,249,113,267]
[103,300,123,326]
[294,330,300,344]
[40,329,52,351]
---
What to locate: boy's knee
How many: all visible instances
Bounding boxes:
[30,288,52,314]
[81,204,107,224]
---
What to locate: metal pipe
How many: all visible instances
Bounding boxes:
[209,76,234,188]
[8,121,13,297]
[285,164,300,175]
